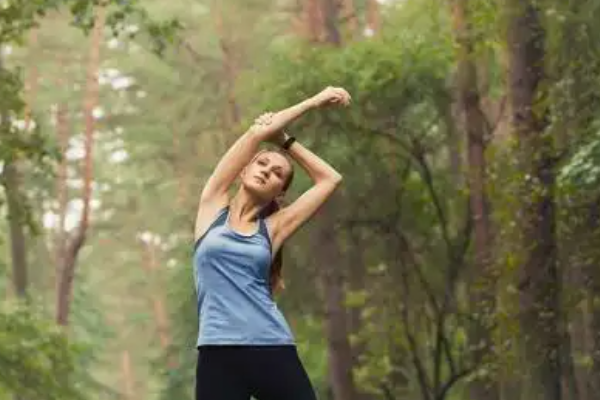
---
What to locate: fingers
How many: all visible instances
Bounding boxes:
[254,112,274,126]
[313,86,352,108]
[329,87,351,106]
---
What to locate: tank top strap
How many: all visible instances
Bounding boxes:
[193,206,229,252]
[258,217,273,252]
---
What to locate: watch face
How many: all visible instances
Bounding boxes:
[283,137,295,149]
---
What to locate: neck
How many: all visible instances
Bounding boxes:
[230,189,266,223]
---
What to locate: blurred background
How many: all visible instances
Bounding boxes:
[1,0,600,399]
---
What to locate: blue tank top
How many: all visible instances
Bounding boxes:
[192,206,295,346]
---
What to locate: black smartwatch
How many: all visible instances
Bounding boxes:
[281,135,296,151]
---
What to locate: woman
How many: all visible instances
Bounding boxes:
[193,86,351,400]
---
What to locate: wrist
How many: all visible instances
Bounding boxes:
[272,131,288,147]
[303,97,318,110]
[280,134,296,151]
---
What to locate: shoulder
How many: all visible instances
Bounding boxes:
[263,209,290,254]
[194,196,229,242]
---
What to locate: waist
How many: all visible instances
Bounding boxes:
[197,292,294,346]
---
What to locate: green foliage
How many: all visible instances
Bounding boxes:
[0,0,181,54]
[559,126,600,189]
[0,301,92,400]
[1,0,600,399]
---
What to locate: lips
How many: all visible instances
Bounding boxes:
[254,176,266,185]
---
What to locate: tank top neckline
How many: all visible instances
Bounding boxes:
[224,206,261,238]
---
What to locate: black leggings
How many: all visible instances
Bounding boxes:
[195,345,317,400]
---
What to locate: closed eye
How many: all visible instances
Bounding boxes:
[272,168,284,178]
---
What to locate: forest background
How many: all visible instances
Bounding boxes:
[2,0,600,400]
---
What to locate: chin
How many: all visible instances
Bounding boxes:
[243,180,272,200]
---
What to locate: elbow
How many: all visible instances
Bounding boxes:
[328,172,343,187]
[314,171,342,187]
[332,172,343,185]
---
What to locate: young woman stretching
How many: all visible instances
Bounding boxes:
[193,86,351,400]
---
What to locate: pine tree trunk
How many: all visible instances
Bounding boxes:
[212,1,240,129]
[53,50,70,293]
[578,298,592,400]
[1,28,39,300]
[54,99,70,276]
[506,2,561,399]
[305,0,325,42]
[450,0,498,399]
[590,288,600,394]
[56,7,105,326]
[339,0,358,37]
[366,0,380,35]
[141,241,177,368]
[320,0,342,45]
[3,163,28,299]
[317,203,359,400]
[561,202,593,400]
[346,230,364,364]
[586,203,600,395]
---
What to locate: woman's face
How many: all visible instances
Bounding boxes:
[242,151,293,201]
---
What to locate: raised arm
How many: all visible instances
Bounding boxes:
[267,87,352,252]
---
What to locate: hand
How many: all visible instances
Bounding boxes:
[309,86,352,108]
[250,111,275,137]
[252,112,287,145]
[253,112,274,127]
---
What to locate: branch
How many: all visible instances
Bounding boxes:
[176,37,221,65]
[399,268,433,400]
[437,366,475,400]
[410,143,453,260]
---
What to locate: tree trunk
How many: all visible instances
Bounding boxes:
[3,163,28,299]
[450,0,498,399]
[304,0,325,42]
[212,1,240,129]
[141,241,176,368]
[590,286,600,394]
[346,230,364,365]
[577,298,592,400]
[56,7,104,326]
[506,2,561,399]
[121,350,136,400]
[320,0,342,46]
[586,202,600,395]
[440,70,464,187]
[366,0,380,36]
[317,202,359,400]
[53,50,70,294]
[339,0,358,38]
[0,28,39,300]
[54,99,70,274]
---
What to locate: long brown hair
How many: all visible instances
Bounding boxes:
[256,149,295,294]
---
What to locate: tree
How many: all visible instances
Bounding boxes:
[450,0,497,398]
[55,7,105,326]
[506,1,561,399]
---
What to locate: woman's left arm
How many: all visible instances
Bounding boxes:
[268,137,343,252]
